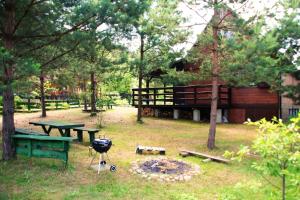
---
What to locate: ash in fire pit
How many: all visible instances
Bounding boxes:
[130,157,200,182]
[140,159,191,174]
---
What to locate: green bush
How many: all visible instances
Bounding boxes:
[225,114,300,200]
[61,102,70,109]
[14,96,23,109]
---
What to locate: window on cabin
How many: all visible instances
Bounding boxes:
[220,30,234,39]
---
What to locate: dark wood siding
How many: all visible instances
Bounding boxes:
[231,88,278,105]
[228,87,278,123]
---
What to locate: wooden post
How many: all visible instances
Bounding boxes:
[154,89,157,106]
[132,90,135,106]
[194,86,197,105]
[217,85,221,106]
[27,97,31,111]
[173,86,175,105]
[164,83,166,105]
[146,80,150,105]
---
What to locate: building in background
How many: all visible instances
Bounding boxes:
[281,72,300,120]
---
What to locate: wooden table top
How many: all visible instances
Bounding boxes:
[29,121,85,129]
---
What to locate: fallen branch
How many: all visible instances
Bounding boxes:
[179,149,230,164]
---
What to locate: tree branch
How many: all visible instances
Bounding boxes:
[40,42,80,69]
[179,23,207,28]
[17,14,96,39]
[182,0,210,23]
[217,10,232,26]
[12,0,35,34]
[17,14,106,57]
[259,173,281,190]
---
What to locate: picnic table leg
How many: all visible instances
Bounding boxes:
[65,129,71,137]
[41,125,51,135]
[76,130,83,142]
[58,129,70,137]
[58,129,65,136]
[88,132,95,144]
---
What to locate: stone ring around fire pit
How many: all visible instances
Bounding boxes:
[130,157,200,182]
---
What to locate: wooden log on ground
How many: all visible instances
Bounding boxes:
[179,149,230,164]
[136,145,165,155]
[179,151,189,157]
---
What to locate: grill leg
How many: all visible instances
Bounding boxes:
[88,146,93,157]
[89,152,97,167]
[98,153,102,174]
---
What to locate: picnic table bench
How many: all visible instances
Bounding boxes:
[15,128,48,136]
[73,127,100,144]
[12,134,74,166]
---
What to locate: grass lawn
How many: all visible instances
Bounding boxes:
[0,107,282,200]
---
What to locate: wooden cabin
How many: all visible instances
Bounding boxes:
[281,72,300,120]
[132,62,299,123]
[131,80,279,123]
[132,53,281,123]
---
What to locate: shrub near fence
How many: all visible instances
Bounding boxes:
[45,99,80,110]
[0,96,81,113]
[16,98,41,112]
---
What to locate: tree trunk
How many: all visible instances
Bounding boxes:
[83,79,88,110]
[282,163,286,200]
[2,79,15,160]
[137,34,144,122]
[90,71,97,112]
[146,79,150,105]
[40,70,46,117]
[2,0,16,160]
[207,0,220,150]
[27,97,31,111]
[282,174,286,200]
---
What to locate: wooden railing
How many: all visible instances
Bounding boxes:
[132,84,231,107]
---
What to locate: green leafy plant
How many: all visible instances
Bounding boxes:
[225,114,300,200]
[14,96,23,109]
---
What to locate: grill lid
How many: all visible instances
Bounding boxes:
[92,138,112,153]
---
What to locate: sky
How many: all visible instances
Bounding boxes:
[176,0,281,52]
[123,0,300,64]
[121,0,300,69]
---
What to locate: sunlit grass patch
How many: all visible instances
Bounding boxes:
[0,107,279,199]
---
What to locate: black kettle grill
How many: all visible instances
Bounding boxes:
[92,138,112,153]
[90,137,116,173]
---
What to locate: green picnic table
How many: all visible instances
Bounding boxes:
[29,121,84,137]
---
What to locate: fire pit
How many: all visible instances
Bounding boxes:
[130,157,200,182]
[140,159,191,174]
